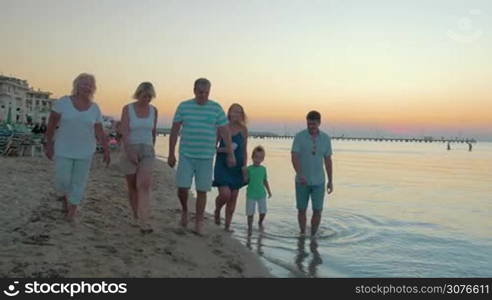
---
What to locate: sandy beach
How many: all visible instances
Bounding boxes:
[0,154,271,278]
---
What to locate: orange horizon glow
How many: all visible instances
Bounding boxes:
[1,1,491,138]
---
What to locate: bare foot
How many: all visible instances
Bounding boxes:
[139,220,153,234]
[130,217,139,228]
[214,209,221,225]
[180,211,188,228]
[66,204,76,219]
[140,225,154,234]
[58,196,68,212]
[65,214,77,227]
[193,221,203,236]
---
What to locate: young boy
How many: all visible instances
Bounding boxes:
[245,146,272,236]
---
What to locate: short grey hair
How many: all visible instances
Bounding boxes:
[133,82,156,99]
[71,73,96,98]
[194,78,211,90]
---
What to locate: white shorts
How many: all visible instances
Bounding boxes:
[246,198,267,216]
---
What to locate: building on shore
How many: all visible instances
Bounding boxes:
[0,75,56,124]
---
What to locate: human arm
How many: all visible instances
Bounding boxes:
[119,106,137,164]
[95,122,110,167]
[44,111,61,160]
[242,128,249,180]
[216,129,231,153]
[324,155,333,194]
[324,136,333,194]
[291,152,307,185]
[152,107,158,146]
[218,125,236,168]
[168,121,181,168]
[264,179,272,198]
[290,134,307,185]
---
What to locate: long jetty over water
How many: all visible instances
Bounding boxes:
[156,129,476,143]
[244,135,476,143]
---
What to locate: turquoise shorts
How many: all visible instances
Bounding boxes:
[176,155,214,192]
[54,156,93,205]
[295,183,326,211]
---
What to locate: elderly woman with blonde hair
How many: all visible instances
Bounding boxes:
[119,82,158,233]
[45,73,110,222]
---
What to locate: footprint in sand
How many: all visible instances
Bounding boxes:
[212,249,223,255]
[163,248,174,256]
[227,260,244,274]
[172,228,187,236]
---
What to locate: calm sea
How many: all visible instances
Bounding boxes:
[155,136,492,277]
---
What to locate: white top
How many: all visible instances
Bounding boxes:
[53,96,103,159]
[128,102,155,146]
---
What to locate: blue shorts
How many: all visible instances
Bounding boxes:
[295,183,326,211]
[176,155,214,192]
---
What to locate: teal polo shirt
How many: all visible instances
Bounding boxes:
[291,129,332,186]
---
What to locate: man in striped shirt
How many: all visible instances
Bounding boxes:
[168,78,236,235]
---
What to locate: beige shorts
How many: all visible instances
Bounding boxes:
[119,144,155,175]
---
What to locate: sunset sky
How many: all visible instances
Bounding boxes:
[1,0,491,140]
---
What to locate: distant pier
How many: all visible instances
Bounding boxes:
[156,129,476,144]
[247,135,476,144]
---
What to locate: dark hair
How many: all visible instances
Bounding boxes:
[194,78,211,90]
[251,145,265,159]
[306,110,321,121]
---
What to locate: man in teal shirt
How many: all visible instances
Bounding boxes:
[168,78,235,235]
[291,111,333,236]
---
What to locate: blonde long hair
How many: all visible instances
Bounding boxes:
[227,103,247,129]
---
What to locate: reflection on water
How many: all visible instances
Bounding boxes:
[246,233,265,256]
[295,236,323,278]
[156,136,492,277]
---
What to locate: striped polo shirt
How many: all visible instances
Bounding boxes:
[173,98,228,159]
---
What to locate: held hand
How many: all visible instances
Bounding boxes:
[327,181,333,194]
[241,166,248,179]
[168,153,176,168]
[227,153,236,168]
[103,150,111,167]
[45,143,54,160]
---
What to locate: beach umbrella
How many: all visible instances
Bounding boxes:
[6,106,12,124]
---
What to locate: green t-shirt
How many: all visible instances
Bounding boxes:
[247,165,267,199]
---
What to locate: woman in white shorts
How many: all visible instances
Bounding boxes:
[45,73,110,221]
[119,82,158,233]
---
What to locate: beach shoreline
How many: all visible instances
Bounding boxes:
[0,155,271,278]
